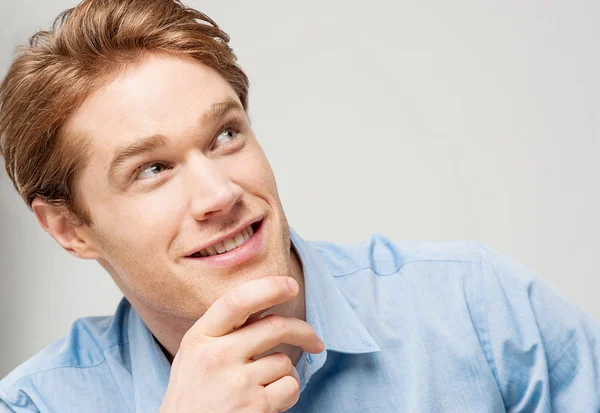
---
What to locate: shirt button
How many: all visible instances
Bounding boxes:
[306,354,313,364]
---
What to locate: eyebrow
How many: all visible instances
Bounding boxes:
[107,134,168,183]
[201,96,244,125]
[107,96,245,183]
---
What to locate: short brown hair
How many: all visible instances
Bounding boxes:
[0,0,249,225]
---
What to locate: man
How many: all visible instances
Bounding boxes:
[0,0,598,412]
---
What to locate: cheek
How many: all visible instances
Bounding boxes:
[129,187,183,242]
[229,143,277,191]
[96,184,184,255]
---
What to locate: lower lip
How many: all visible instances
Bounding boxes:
[185,220,265,269]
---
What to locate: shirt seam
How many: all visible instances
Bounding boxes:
[331,258,480,278]
[3,340,130,407]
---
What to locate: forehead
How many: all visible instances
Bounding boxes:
[64,54,239,157]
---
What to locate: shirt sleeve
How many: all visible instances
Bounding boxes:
[476,243,600,412]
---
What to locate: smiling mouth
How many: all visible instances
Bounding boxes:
[187,220,262,258]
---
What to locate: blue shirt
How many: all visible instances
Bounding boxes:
[2,227,599,412]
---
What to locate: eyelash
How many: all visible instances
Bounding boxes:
[131,118,246,182]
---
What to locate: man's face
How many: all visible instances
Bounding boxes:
[65,54,292,320]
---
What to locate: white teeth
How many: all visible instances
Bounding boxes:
[223,238,237,252]
[214,242,226,254]
[234,232,245,246]
[192,223,257,257]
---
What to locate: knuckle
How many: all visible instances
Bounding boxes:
[229,368,251,391]
[223,289,244,315]
[275,353,293,373]
[268,276,285,296]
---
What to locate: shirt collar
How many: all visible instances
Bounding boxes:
[289,226,381,354]
[125,225,380,412]
[128,302,171,413]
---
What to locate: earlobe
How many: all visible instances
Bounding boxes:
[31,198,101,260]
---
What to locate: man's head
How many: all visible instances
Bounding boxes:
[0,0,294,321]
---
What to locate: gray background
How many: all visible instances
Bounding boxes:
[1,0,598,378]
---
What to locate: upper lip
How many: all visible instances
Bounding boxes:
[184,216,262,257]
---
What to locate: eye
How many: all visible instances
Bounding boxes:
[214,127,239,148]
[136,162,168,180]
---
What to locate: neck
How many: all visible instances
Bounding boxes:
[130,244,306,366]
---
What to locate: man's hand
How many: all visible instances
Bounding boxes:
[158,276,325,413]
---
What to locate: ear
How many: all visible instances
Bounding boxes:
[31,198,101,260]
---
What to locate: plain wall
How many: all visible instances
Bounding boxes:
[1,0,598,378]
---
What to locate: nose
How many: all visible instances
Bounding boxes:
[186,154,244,221]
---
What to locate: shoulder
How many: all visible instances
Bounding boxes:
[308,233,544,288]
[308,233,482,277]
[308,234,547,319]
[0,299,130,410]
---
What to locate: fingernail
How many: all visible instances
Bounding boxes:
[287,277,298,294]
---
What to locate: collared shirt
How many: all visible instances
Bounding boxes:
[1,227,599,412]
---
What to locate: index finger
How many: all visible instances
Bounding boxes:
[192,276,298,338]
